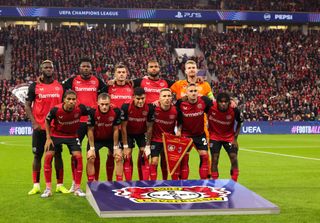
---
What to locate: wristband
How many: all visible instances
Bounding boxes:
[90,146,95,151]
[123,144,128,149]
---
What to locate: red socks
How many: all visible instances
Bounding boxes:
[44,153,53,188]
[211,171,219,180]
[73,154,83,186]
[32,170,40,184]
[180,153,189,180]
[150,164,157,180]
[94,152,100,181]
[160,153,168,180]
[231,168,239,182]
[199,154,209,179]
[141,154,150,181]
[124,156,133,181]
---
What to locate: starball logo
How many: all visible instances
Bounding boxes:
[113,186,230,203]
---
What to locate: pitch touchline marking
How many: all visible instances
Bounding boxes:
[243,145,319,149]
[240,148,320,161]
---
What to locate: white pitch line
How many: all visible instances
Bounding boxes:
[240,148,320,161]
[243,145,319,149]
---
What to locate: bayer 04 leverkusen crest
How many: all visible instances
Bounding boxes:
[113,186,231,204]
[162,133,193,176]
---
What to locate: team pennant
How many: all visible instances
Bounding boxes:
[162,133,193,176]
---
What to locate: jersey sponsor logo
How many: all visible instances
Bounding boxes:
[38,93,61,99]
[208,116,231,125]
[183,111,204,117]
[110,94,132,99]
[57,119,80,125]
[144,87,161,93]
[75,86,97,92]
[155,119,175,125]
[113,186,231,204]
[128,117,146,122]
[97,122,112,127]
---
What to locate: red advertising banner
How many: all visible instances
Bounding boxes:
[162,133,193,176]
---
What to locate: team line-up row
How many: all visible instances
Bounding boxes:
[25,58,242,198]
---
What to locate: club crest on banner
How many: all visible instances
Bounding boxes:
[113,186,231,203]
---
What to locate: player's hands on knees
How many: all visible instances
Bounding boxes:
[144,145,151,157]
[44,138,54,152]
[87,148,96,160]
[123,145,130,159]
[32,122,41,130]
[113,146,122,161]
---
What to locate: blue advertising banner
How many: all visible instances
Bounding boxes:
[0,121,319,136]
[241,121,320,134]
[86,179,279,217]
[0,7,319,23]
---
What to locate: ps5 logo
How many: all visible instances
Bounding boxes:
[175,11,202,19]
[263,13,271,21]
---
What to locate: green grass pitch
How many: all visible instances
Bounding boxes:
[0,135,319,223]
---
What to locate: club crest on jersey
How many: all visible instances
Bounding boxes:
[226,115,232,120]
[160,82,165,87]
[55,87,60,91]
[109,117,114,122]
[90,80,96,85]
[169,115,175,119]
[197,104,203,109]
[76,81,81,84]
[142,111,148,116]
[113,186,231,204]
[74,113,79,118]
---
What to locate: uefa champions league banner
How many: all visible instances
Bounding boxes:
[0,7,320,23]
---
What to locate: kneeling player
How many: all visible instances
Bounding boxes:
[42,90,94,198]
[86,93,122,182]
[207,92,243,181]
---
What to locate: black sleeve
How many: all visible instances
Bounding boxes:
[113,108,122,126]
[87,109,96,126]
[97,77,108,93]
[25,82,36,102]
[147,104,155,122]
[133,78,143,87]
[234,108,244,123]
[79,104,92,116]
[175,100,183,125]
[121,103,129,121]
[201,96,213,113]
[62,77,74,91]
[165,79,175,87]
[46,107,58,123]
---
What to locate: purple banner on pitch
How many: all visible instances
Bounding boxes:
[86,179,279,217]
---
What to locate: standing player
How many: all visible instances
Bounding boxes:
[106,63,133,181]
[86,93,122,181]
[133,60,175,180]
[25,60,68,195]
[170,60,213,100]
[42,90,94,197]
[63,57,107,190]
[121,87,154,181]
[176,83,212,180]
[150,88,178,180]
[207,92,243,181]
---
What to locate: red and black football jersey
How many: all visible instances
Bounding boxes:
[88,105,121,141]
[151,105,178,143]
[108,83,133,108]
[133,77,174,104]
[63,75,107,122]
[176,96,212,137]
[46,103,92,138]
[26,80,63,130]
[207,101,243,142]
[121,102,154,135]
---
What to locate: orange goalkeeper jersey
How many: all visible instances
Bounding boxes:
[170,80,213,100]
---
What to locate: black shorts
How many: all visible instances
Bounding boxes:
[190,134,208,151]
[209,140,238,154]
[127,134,146,148]
[50,136,81,153]
[77,122,88,143]
[86,140,114,153]
[150,141,164,158]
[32,129,62,154]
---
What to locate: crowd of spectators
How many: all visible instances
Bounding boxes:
[0,26,319,122]
[199,28,320,121]
[1,0,320,12]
